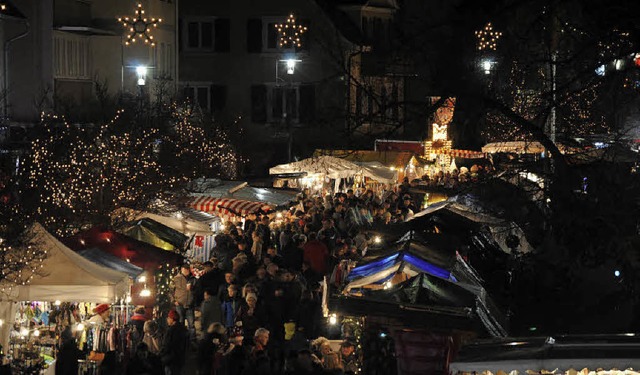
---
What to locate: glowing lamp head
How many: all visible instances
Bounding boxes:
[77,323,85,331]
[329,314,338,325]
[140,288,152,297]
[33,330,40,337]
[614,270,621,278]
[136,65,147,86]
[138,275,147,283]
[286,59,297,75]
[374,236,382,244]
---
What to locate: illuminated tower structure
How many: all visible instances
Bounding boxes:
[424,97,455,169]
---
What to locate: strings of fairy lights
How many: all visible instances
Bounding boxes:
[475,22,502,51]
[275,13,307,48]
[21,105,240,238]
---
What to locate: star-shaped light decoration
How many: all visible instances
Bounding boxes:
[0,4,6,11]
[475,22,502,51]
[275,13,308,48]
[118,3,162,47]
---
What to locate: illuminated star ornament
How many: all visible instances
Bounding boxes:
[475,22,502,51]
[0,4,6,11]
[275,14,308,48]
[118,3,162,47]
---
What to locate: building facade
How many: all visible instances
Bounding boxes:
[1,0,177,124]
[178,0,404,174]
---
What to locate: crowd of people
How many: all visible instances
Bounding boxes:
[59,174,489,375]
[153,180,442,375]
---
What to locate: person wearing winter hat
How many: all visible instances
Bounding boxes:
[160,310,187,375]
[236,291,265,341]
[88,304,110,325]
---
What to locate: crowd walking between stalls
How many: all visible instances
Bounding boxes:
[55,173,493,375]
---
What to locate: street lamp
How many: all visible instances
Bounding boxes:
[136,65,147,86]
[481,58,495,75]
[286,59,298,74]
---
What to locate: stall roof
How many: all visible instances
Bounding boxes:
[269,155,397,183]
[188,179,298,207]
[65,227,184,270]
[122,218,189,252]
[7,224,130,302]
[313,149,416,169]
[451,335,640,374]
[78,248,144,279]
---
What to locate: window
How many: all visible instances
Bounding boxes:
[154,43,173,78]
[182,17,230,52]
[53,31,90,79]
[183,85,210,110]
[251,84,315,124]
[182,83,227,112]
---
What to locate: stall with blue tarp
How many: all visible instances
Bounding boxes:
[77,248,144,279]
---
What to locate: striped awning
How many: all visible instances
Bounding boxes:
[189,197,267,216]
[433,148,486,159]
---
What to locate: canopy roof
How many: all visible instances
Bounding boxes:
[122,218,189,252]
[344,230,507,337]
[409,201,534,254]
[78,248,144,279]
[365,272,477,309]
[65,227,184,270]
[313,149,416,169]
[187,179,298,216]
[451,335,640,374]
[6,224,130,302]
[269,155,397,183]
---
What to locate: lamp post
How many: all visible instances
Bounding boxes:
[117,3,161,94]
[275,13,307,162]
[275,58,300,162]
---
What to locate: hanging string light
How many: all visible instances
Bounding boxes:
[275,13,308,48]
[475,22,502,51]
[118,3,162,47]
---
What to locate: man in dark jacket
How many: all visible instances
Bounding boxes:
[194,260,223,308]
[160,309,187,375]
[55,327,80,375]
[200,288,222,333]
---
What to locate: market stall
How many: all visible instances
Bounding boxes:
[450,335,640,375]
[313,149,418,183]
[187,179,298,234]
[0,224,131,373]
[122,217,189,252]
[270,155,397,193]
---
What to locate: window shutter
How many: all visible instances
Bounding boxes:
[214,18,231,52]
[251,84,267,123]
[210,84,227,111]
[299,84,315,123]
[272,87,283,119]
[247,19,262,53]
[178,19,183,51]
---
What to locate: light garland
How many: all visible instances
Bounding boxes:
[475,22,502,51]
[118,3,162,47]
[275,13,308,48]
[19,103,240,237]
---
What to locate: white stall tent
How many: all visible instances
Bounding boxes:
[0,223,130,349]
[269,155,397,184]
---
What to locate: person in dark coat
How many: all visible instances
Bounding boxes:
[200,288,223,334]
[194,260,224,308]
[126,342,163,375]
[130,305,147,335]
[160,309,187,375]
[55,327,80,375]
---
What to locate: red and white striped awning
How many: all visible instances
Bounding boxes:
[433,148,486,159]
[189,197,268,217]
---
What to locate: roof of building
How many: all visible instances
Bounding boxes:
[315,0,366,45]
[313,149,416,168]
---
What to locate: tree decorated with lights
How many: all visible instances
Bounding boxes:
[18,101,240,237]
